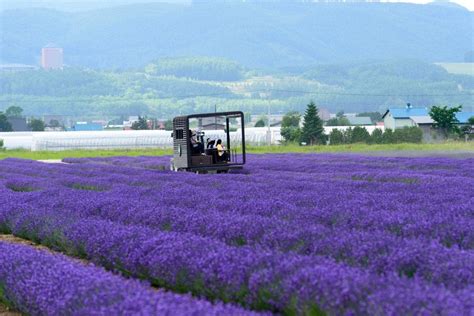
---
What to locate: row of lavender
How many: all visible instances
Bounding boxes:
[11,155,474,251]
[5,169,474,291]
[0,154,473,314]
[2,203,471,315]
[0,241,256,315]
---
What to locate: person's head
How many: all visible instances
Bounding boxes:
[216,139,222,145]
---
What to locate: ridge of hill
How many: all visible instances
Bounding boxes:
[1,2,472,68]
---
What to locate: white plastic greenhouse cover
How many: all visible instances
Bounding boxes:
[0,126,383,151]
[0,128,281,151]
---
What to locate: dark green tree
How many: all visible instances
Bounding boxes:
[343,127,353,143]
[131,116,149,130]
[5,105,23,118]
[329,128,344,145]
[281,111,300,128]
[351,126,370,143]
[0,113,13,132]
[29,118,45,131]
[429,105,462,137]
[370,128,384,144]
[254,119,266,127]
[382,129,395,144]
[300,101,325,145]
[164,119,173,131]
[393,126,423,143]
[381,127,423,144]
[280,111,301,143]
[48,119,61,128]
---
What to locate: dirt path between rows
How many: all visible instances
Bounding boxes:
[0,304,19,316]
[0,234,52,251]
[0,234,89,264]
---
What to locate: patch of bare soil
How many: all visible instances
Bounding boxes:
[0,234,50,251]
[0,303,20,316]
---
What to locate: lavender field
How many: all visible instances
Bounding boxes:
[0,154,473,315]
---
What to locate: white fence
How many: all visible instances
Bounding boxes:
[0,126,382,151]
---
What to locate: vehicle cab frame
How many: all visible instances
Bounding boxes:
[170,111,246,173]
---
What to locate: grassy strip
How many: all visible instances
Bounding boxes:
[0,142,472,160]
[247,142,474,154]
[0,148,172,160]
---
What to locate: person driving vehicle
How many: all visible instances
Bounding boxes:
[189,129,204,154]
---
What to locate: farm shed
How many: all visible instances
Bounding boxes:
[382,105,428,130]
[383,106,474,142]
[347,116,373,126]
[383,105,474,129]
[7,117,30,132]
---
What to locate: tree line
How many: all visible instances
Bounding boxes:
[0,105,45,132]
[281,102,473,145]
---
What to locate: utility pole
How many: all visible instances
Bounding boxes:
[266,97,272,146]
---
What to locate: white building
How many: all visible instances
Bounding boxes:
[382,104,429,130]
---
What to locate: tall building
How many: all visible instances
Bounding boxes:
[41,44,63,69]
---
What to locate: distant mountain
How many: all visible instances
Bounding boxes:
[1,2,472,68]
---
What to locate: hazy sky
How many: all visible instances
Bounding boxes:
[2,0,473,11]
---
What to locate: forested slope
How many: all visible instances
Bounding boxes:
[1,2,472,68]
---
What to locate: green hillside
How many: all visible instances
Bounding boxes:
[1,2,472,68]
[1,59,472,118]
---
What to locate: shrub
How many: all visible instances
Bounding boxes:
[393,126,423,143]
[281,126,301,143]
[281,111,301,143]
[343,127,353,144]
[351,126,370,143]
[254,119,266,127]
[370,128,384,144]
[329,129,345,145]
[382,129,395,144]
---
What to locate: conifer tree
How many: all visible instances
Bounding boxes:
[131,116,149,130]
[300,101,325,145]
